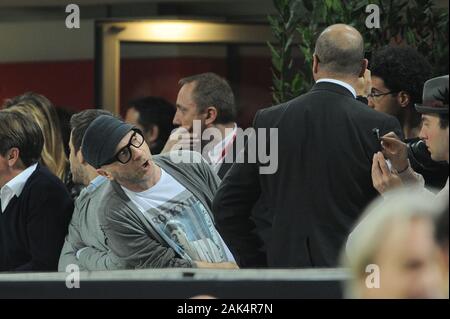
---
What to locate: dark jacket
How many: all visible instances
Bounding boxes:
[213,82,402,268]
[0,164,74,272]
[217,129,245,179]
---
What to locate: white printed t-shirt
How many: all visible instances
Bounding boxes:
[122,169,235,263]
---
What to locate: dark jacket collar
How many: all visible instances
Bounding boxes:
[311,81,356,98]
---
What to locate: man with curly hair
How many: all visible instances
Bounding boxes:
[369,46,448,189]
[369,46,432,139]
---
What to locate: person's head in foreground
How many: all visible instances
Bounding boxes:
[344,188,447,299]
[3,92,68,180]
[81,115,157,192]
[0,111,44,188]
[434,202,449,297]
[313,24,367,83]
[416,75,449,163]
[369,46,432,139]
[69,109,113,186]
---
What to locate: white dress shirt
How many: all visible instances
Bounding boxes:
[0,163,38,213]
[207,123,238,167]
[316,78,357,98]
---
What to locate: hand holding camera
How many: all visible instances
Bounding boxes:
[379,131,409,173]
[371,129,407,194]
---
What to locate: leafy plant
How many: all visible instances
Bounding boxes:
[267,0,304,104]
[268,0,449,103]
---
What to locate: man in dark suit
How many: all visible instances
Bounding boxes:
[212,24,402,268]
[0,111,73,272]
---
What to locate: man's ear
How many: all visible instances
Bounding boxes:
[96,168,114,181]
[6,148,20,167]
[312,54,320,74]
[397,91,411,108]
[145,126,159,144]
[359,59,369,78]
[204,106,218,127]
[77,148,86,165]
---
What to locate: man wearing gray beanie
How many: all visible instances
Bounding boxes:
[81,115,237,269]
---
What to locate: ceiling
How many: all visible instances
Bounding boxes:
[0,0,275,22]
[0,0,266,7]
[0,0,446,23]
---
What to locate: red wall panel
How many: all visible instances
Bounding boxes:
[0,57,273,128]
[120,57,228,114]
[0,60,94,112]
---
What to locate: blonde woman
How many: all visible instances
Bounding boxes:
[343,188,447,299]
[3,93,68,181]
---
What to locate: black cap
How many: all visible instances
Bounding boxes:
[415,75,449,114]
[81,115,134,169]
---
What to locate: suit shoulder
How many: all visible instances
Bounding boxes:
[352,101,400,123]
[255,97,302,127]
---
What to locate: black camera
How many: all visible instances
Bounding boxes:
[407,138,442,171]
[372,128,382,152]
[407,137,448,189]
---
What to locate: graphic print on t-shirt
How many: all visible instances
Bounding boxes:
[148,191,227,263]
[123,169,235,263]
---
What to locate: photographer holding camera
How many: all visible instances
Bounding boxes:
[371,75,449,200]
[357,46,448,189]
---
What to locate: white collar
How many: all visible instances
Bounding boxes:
[1,163,38,213]
[208,124,238,165]
[316,78,357,98]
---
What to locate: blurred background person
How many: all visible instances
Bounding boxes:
[368,46,447,189]
[3,92,68,182]
[434,202,449,297]
[55,106,75,158]
[369,46,431,139]
[125,96,175,155]
[344,188,446,299]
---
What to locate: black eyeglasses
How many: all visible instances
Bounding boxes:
[101,129,144,166]
[368,91,398,100]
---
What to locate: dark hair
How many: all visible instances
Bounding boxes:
[55,106,75,157]
[70,109,113,154]
[0,111,44,167]
[179,73,237,124]
[435,204,449,249]
[3,92,67,180]
[314,27,365,76]
[128,96,175,153]
[439,115,449,129]
[3,92,63,140]
[371,46,432,128]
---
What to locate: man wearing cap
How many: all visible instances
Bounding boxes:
[372,75,449,200]
[81,115,237,269]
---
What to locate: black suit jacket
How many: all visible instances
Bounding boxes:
[216,129,246,179]
[213,82,402,268]
[0,164,74,272]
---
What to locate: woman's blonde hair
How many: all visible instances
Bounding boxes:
[3,94,68,180]
[342,187,444,298]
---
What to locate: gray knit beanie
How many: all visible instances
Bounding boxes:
[81,115,135,169]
